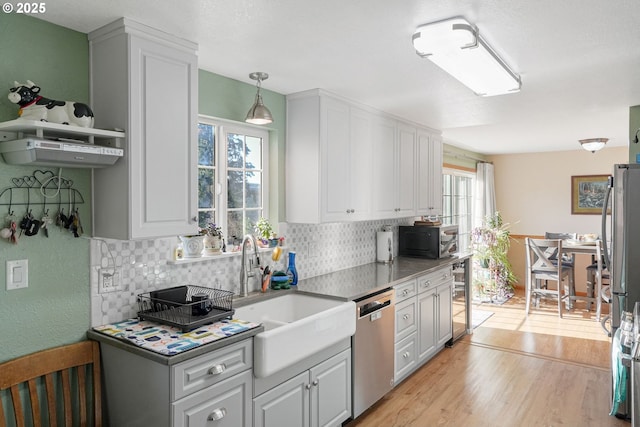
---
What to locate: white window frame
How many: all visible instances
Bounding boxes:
[442,167,475,253]
[198,115,269,241]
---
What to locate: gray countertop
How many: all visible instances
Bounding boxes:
[296,254,472,301]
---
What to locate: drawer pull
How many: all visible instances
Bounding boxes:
[208,364,226,375]
[402,289,409,296]
[403,314,410,320]
[403,351,410,359]
[208,408,226,421]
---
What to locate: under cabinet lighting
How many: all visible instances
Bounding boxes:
[412,17,521,96]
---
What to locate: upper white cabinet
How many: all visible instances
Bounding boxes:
[286,90,372,223]
[416,130,443,217]
[287,89,442,224]
[89,18,198,239]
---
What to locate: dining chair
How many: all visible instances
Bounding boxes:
[0,341,102,427]
[544,232,577,296]
[525,238,575,318]
[585,239,610,321]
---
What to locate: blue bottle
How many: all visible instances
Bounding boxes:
[286,251,298,286]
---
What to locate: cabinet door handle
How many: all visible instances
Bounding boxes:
[305,383,312,390]
[403,314,410,320]
[207,408,226,421]
[191,216,198,222]
[403,352,410,359]
[208,363,226,375]
[312,379,319,386]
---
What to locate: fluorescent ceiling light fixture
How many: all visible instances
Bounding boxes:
[579,138,608,153]
[412,17,521,96]
[245,72,273,125]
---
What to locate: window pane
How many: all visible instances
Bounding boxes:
[246,136,262,169]
[246,210,260,235]
[198,168,214,209]
[227,133,244,168]
[198,211,215,229]
[198,123,215,166]
[228,171,244,209]
[246,171,262,208]
[227,210,244,242]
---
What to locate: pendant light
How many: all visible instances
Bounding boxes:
[245,72,273,125]
[579,138,608,153]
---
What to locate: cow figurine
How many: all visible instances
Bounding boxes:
[8,80,94,128]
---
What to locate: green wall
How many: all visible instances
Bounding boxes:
[198,70,287,226]
[0,15,92,363]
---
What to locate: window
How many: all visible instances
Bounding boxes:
[442,168,475,253]
[198,116,269,243]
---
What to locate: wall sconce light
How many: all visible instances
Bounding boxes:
[412,17,521,96]
[579,138,608,153]
[245,72,273,125]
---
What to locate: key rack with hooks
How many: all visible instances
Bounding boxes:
[0,169,86,240]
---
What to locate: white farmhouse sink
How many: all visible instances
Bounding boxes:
[234,293,356,378]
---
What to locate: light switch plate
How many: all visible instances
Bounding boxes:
[6,259,28,290]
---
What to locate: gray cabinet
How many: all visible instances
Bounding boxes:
[416,130,443,217]
[99,338,253,427]
[393,266,453,384]
[89,18,199,239]
[254,349,351,427]
[417,267,453,363]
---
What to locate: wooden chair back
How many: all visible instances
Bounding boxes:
[0,341,102,427]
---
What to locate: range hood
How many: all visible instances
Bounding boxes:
[0,138,124,168]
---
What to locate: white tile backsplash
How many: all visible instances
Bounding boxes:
[90,218,413,326]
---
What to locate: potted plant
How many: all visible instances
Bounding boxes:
[254,217,278,247]
[471,212,517,302]
[201,223,223,255]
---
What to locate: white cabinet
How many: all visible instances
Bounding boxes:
[417,130,443,218]
[89,18,199,239]
[371,121,416,219]
[254,349,351,427]
[286,90,372,223]
[99,338,253,427]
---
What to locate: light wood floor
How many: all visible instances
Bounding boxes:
[346,288,627,427]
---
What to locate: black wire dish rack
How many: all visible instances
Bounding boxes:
[137,285,235,332]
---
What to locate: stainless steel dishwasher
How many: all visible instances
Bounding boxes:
[352,288,395,418]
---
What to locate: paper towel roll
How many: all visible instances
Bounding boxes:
[377,230,394,263]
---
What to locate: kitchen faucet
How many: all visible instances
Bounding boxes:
[239,234,261,297]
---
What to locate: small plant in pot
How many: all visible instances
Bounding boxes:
[253,217,278,247]
[200,223,223,255]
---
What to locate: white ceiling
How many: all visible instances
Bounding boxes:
[35,0,640,154]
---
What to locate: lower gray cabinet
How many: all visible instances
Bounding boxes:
[173,370,252,427]
[99,338,253,427]
[254,349,351,427]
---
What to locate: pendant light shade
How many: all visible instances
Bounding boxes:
[245,72,273,125]
[579,138,608,153]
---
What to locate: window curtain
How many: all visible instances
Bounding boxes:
[473,162,496,228]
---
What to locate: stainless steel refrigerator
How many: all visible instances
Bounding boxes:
[602,163,640,419]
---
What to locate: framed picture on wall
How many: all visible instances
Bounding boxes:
[571,175,611,215]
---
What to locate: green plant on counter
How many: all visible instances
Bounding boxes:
[471,212,517,301]
[253,217,275,241]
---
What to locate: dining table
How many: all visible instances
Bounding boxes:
[562,239,607,321]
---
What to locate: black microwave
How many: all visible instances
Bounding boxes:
[398,225,459,259]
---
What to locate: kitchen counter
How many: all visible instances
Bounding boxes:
[297,254,472,301]
[87,322,263,366]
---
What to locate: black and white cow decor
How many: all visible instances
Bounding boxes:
[8,80,94,128]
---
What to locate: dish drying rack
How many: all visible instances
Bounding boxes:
[137,285,234,332]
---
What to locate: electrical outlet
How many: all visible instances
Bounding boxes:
[308,239,320,259]
[98,268,122,294]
